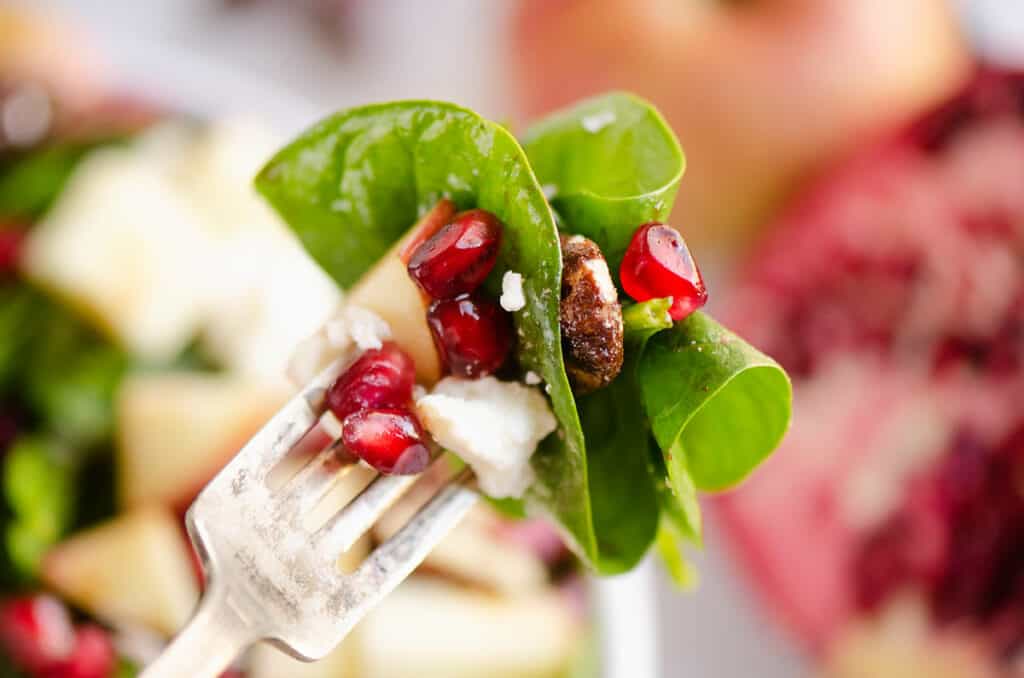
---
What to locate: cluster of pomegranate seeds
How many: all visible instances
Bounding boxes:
[407,208,514,378]
[0,596,114,678]
[855,425,1024,655]
[427,294,514,378]
[407,209,502,298]
[325,342,428,475]
[620,222,707,321]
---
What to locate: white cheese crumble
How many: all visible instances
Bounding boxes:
[416,377,557,498]
[524,371,542,385]
[581,110,616,134]
[500,271,527,312]
[286,304,391,385]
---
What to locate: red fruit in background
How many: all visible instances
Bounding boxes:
[0,228,25,273]
[715,68,1024,659]
[40,625,115,678]
[326,342,416,422]
[427,293,513,378]
[0,596,75,673]
[407,209,503,299]
[341,408,430,475]
[620,223,707,321]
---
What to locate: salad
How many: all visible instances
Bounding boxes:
[0,15,791,677]
[255,95,793,579]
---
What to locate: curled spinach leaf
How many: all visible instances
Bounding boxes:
[639,312,792,492]
[522,92,685,273]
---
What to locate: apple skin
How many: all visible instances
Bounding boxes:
[508,0,970,252]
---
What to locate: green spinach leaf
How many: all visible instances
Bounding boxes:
[522,92,685,273]
[639,311,792,492]
[3,436,73,577]
[0,141,111,221]
[255,102,598,563]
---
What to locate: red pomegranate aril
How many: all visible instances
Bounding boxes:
[620,222,707,321]
[0,596,75,673]
[407,209,503,298]
[341,408,430,475]
[326,342,416,422]
[41,625,115,678]
[427,293,513,378]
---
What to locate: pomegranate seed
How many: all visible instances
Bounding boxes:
[341,408,430,475]
[0,228,25,274]
[0,596,75,673]
[407,209,503,298]
[326,342,416,422]
[41,625,115,678]
[620,222,707,321]
[427,293,513,378]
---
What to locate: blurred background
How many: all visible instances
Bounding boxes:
[2,0,1024,676]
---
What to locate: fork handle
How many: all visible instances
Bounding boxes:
[141,585,257,678]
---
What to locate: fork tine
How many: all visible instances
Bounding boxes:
[223,359,346,484]
[278,441,357,517]
[312,465,430,556]
[328,469,477,629]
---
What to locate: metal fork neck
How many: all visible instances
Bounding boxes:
[140,582,259,678]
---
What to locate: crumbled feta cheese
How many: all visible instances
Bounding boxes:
[500,271,526,312]
[416,377,557,498]
[344,305,392,350]
[541,183,559,200]
[286,304,391,386]
[524,371,542,385]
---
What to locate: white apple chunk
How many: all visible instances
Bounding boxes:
[359,579,582,678]
[116,372,289,509]
[41,507,199,637]
[20,129,213,362]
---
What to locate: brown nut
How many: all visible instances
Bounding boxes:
[559,234,624,394]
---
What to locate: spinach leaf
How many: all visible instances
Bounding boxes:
[639,311,792,492]
[0,284,129,448]
[255,102,598,563]
[3,436,73,577]
[522,92,685,273]
[0,142,104,221]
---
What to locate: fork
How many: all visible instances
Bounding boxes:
[140,358,479,678]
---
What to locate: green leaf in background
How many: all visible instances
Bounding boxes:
[0,283,129,449]
[522,92,685,273]
[255,101,598,564]
[639,311,792,492]
[3,436,73,577]
[0,142,102,221]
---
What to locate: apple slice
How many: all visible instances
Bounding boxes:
[41,507,199,636]
[359,579,582,678]
[116,372,289,510]
[347,202,454,385]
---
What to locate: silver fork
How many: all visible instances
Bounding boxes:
[140,359,479,678]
